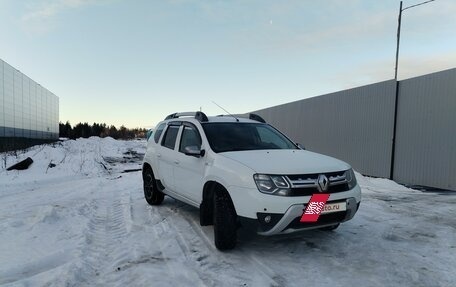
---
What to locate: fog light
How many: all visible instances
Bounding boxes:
[264,215,272,223]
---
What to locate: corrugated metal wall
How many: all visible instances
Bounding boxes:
[394,69,456,190]
[254,80,397,178]
[251,69,456,190]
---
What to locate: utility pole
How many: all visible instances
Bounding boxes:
[390,0,436,180]
[394,1,403,80]
[394,0,435,80]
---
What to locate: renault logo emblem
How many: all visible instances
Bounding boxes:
[317,174,329,192]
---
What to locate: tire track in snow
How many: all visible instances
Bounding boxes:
[155,200,287,286]
[69,199,111,285]
[242,253,287,287]
[65,197,130,286]
[100,185,209,286]
[184,214,286,286]
[116,190,181,285]
[121,189,220,286]
[152,204,214,286]
[65,176,286,286]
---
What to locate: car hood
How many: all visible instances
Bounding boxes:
[220,149,350,174]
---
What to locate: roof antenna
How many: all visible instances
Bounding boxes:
[212,101,239,122]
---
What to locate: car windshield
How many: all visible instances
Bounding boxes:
[202,122,298,153]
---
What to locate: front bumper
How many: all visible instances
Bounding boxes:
[228,183,361,235]
[251,197,359,235]
[238,198,359,236]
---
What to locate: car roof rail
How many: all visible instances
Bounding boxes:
[215,113,266,123]
[164,111,209,122]
[249,113,266,123]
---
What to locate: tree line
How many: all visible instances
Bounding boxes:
[59,121,148,140]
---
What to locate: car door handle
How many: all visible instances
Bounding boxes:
[157,153,161,158]
[174,160,180,165]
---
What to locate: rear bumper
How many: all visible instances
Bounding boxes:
[239,197,360,236]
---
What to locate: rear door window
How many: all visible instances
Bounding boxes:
[161,125,180,150]
[154,123,166,143]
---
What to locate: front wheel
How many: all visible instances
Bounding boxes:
[213,189,237,250]
[143,168,164,205]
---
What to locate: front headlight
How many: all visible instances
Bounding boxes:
[253,174,292,196]
[346,168,357,189]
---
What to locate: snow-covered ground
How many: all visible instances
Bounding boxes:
[0,137,455,287]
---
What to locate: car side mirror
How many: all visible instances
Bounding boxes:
[296,143,305,150]
[184,146,205,158]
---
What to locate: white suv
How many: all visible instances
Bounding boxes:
[142,112,361,250]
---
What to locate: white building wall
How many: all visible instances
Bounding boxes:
[0,58,59,139]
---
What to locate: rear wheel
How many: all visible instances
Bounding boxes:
[143,167,164,205]
[213,188,237,250]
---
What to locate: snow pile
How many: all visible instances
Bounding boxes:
[355,171,419,193]
[0,137,146,185]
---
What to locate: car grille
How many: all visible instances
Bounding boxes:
[285,170,350,196]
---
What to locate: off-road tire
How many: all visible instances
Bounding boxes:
[213,189,237,250]
[143,168,164,205]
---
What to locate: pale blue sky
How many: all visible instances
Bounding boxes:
[1,0,455,128]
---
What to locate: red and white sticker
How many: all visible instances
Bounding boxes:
[300,194,330,222]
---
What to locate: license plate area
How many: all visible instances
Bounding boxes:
[321,201,346,214]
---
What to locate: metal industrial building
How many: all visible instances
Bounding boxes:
[253,68,456,191]
[0,59,59,151]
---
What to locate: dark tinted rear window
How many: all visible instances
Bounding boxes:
[161,125,179,149]
[154,123,166,143]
